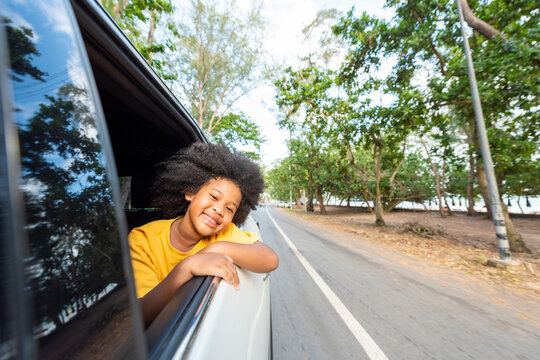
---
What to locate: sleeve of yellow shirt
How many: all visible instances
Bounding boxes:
[129,228,161,298]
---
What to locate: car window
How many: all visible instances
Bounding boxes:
[0,0,144,358]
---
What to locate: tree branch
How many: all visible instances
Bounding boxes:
[412,9,447,75]
[428,100,472,111]
[459,0,502,39]
[344,140,369,183]
[389,139,406,185]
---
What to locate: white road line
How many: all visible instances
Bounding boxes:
[266,207,389,360]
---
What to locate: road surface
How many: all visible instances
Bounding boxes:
[251,206,540,359]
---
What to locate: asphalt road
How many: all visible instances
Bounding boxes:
[251,206,540,360]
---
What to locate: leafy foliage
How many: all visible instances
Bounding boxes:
[100,0,268,156]
[270,0,538,239]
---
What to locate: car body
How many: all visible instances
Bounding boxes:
[276,201,288,208]
[0,0,271,359]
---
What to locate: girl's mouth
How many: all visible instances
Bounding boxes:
[202,213,219,227]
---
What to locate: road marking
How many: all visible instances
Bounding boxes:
[266,207,389,360]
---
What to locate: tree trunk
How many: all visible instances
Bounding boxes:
[501,203,530,253]
[432,162,445,217]
[305,193,314,212]
[113,0,130,20]
[295,197,302,206]
[466,135,476,216]
[316,186,327,215]
[441,159,453,216]
[385,199,403,212]
[373,144,385,226]
[475,160,493,220]
[147,9,157,61]
[516,196,524,214]
[362,190,373,213]
[347,196,351,208]
[420,137,446,218]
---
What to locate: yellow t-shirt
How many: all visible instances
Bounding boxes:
[129,217,259,298]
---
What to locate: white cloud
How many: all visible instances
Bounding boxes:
[37,0,74,36]
[1,6,41,42]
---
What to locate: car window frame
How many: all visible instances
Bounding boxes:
[0,16,37,359]
[146,276,219,360]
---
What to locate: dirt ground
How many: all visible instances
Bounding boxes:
[283,206,540,299]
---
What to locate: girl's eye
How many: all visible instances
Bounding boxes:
[226,207,233,213]
[210,194,217,200]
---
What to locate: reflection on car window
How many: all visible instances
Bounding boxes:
[2,1,137,358]
[0,86,16,358]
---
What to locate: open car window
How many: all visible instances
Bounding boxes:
[71,1,218,358]
[0,0,207,358]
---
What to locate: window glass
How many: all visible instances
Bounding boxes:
[1,1,139,358]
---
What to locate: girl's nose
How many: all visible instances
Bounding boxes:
[213,204,224,216]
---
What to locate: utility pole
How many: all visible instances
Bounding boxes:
[456,0,511,262]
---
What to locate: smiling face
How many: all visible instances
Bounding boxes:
[184,178,242,239]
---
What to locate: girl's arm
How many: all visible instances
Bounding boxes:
[139,252,239,326]
[200,241,279,273]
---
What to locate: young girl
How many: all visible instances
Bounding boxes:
[129,143,279,326]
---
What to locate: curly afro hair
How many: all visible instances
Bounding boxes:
[150,142,264,225]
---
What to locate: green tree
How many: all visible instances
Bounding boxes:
[300,8,345,68]
[441,0,538,252]
[211,112,264,160]
[100,0,177,79]
[101,0,267,156]
[265,160,294,202]
[168,0,269,138]
[274,66,337,213]
[333,0,538,251]
[334,74,425,225]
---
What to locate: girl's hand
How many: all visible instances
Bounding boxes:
[182,252,239,290]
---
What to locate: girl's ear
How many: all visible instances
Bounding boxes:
[185,193,193,202]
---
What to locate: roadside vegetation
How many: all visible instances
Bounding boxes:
[100,0,270,159]
[100,1,538,255]
[266,0,539,254]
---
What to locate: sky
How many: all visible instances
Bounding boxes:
[232,0,394,168]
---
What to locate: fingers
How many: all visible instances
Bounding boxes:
[190,253,239,290]
[220,258,239,290]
